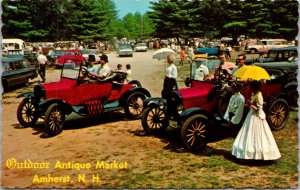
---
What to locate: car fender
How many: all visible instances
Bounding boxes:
[178,107,215,125]
[283,81,297,93]
[143,97,167,109]
[16,92,35,98]
[38,99,73,115]
[264,92,288,110]
[121,87,151,105]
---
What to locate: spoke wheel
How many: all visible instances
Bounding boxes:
[44,103,65,136]
[141,107,168,135]
[181,114,208,151]
[266,98,289,130]
[124,92,146,119]
[17,97,38,127]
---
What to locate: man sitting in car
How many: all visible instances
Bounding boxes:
[88,54,111,80]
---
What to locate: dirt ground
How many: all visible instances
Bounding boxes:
[1,50,298,188]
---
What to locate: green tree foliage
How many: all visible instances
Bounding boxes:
[148,0,298,43]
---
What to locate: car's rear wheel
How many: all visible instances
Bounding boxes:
[266,98,289,130]
[180,114,208,151]
[17,97,39,127]
[44,103,65,136]
[141,107,168,134]
[124,92,145,119]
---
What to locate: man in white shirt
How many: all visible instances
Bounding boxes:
[224,82,245,136]
[37,51,48,82]
[96,54,111,79]
[193,59,209,81]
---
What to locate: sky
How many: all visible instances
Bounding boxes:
[113,0,158,18]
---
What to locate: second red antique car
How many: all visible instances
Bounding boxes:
[53,49,85,68]
[17,60,151,136]
[141,59,295,151]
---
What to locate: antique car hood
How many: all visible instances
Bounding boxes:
[42,78,77,101]
[177,81,216,110]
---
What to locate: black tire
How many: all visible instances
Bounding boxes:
[141,106,168,135]
[266,98,289,130]
[180,114,208,151]
[250,49,257,54]
[128,80,142,88]
[44,103,65,136]
[17,97,39,127]
[124,92,146,119]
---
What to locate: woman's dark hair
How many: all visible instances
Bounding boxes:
[250,81,261,91]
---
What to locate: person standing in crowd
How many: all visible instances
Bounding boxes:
[232,81,281,161]
[125,64,132,82]
[162,54,178,98]
[231,54,246,75]
[37,51,48,83]
[179,46,186,66]
[224,82,245,137]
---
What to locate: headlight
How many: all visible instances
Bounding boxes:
[158,100,165,109]
[177,104,184,114]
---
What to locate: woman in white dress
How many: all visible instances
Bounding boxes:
[232,81,281,160]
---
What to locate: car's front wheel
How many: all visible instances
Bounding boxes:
[17,97,39,127]
[266,98,289,130]
[44,103,65,136]
[141,106,168,134]
[181,114,208,151]
[124,92,145,119]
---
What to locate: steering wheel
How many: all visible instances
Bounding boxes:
[81,66,90,78]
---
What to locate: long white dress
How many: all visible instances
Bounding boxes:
[232,91,281,160]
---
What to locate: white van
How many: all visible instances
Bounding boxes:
[2,38,28,54]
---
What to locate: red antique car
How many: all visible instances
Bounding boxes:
[141,59,295,151]
[17,60,151,136]
[53,49,85,68]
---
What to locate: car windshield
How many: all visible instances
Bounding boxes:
[81,49,97,54]
[120,44,132,49]
[190,59,220,81]
[137,43,146,47]
[48,50,64,56]
[61,62,80,79]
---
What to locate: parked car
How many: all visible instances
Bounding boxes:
[134,43,148,52]
[118,44,133,57]
[245,46,297,65]
[53,49,85,68]
[141,59,293,151]
[244,39,290,54]
[194,45,230,58]
[16,60,151,136]
[80,49,102,62]
[46,50,66,65]
[2,57,38,91]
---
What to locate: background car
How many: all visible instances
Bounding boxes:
[2,57,38,91]
[53,49,84,68]
[246,46,297,65]
[46,49,66,65]
[134,43,148,52]
[118,44,133,57]
[80,49,102,62]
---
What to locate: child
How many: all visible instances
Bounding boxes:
[125,64,132,82]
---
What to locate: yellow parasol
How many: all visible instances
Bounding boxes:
[233,65,270,81]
